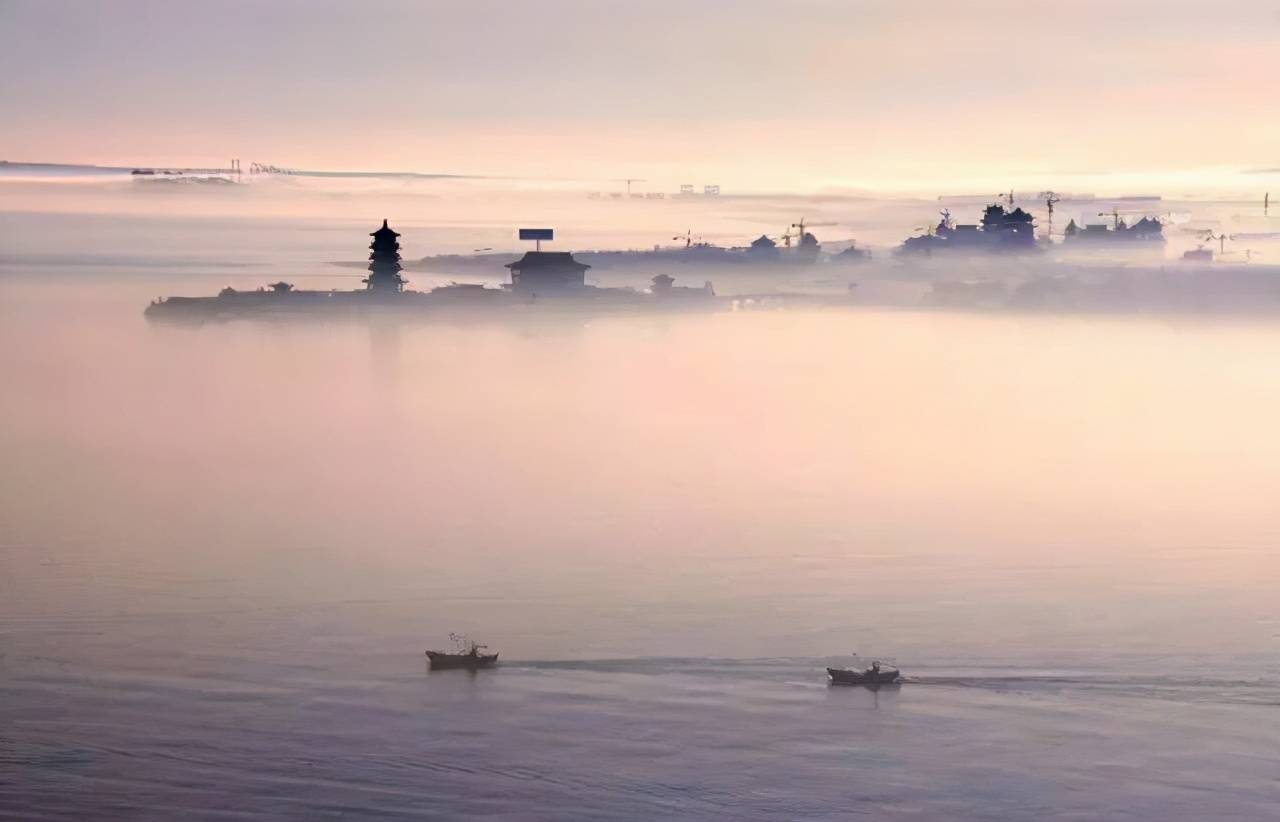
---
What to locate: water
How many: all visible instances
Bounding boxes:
[3,208,1280,818]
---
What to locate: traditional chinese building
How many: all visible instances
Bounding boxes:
[504,251,590,293]
[746,234,780,260]
[364,219,407,292]
[796,231,821,263]
[1063,216,1164,245]
[901,204,1036,255]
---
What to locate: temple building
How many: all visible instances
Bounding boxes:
[504,251,590,293]
[1063,216,1165,245]
[796,231,821,263]
[364,219,407,292]
[746,234,780,260]
[900,204,1036,255]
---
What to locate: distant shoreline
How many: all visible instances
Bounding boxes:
[0,160,489,181]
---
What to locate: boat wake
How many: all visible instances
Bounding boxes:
[502,657,1280,703]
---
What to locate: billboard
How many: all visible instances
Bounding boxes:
[518,228,554,241]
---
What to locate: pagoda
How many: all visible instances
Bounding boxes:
[364,219,407,293]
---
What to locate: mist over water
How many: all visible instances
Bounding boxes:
[4,190,1280,819]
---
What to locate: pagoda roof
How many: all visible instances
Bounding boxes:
[504,251,590,271]
[370,218,400,237]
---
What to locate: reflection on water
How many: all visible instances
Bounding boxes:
[3,274,1280,819]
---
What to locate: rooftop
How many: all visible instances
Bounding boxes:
[504,251,590,271]
[370,218,400,238]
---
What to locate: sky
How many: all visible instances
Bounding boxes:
[2,0,1278,193]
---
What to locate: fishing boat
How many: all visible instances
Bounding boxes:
[827,660,900,686]
[425,634,499,670]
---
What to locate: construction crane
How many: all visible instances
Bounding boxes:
[1099,209,1124,230]
[1040,191,1061,238]
[784,218,837,246]
[672,230,701,249]
[612,178,647,196]
[1202,230,1236,256]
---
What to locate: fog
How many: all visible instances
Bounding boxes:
[4,180,1280,659]
[5,177,1280,818]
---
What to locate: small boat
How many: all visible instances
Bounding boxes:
[426,634,499,670]
[827,661,900,686]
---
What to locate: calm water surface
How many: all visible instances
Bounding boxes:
[3,268,1280,820]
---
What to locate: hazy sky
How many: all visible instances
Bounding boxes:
[2,0,1277,192]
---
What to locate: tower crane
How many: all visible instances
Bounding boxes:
[1202,230,1236,256]
[612,178,647,196]
[672,230,702,249]
[784,218,837,247]
[1040,191,1061,238]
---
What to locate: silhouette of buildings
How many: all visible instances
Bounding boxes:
[833,242,870,263]
[1063,216,1165,245]
[650,273,715,298]
[504,251,590,293]
[746,234,780,260]
[796,231,821,263]
[900,204,1037,255]
[145,221,733,321]
[364,219,407,292]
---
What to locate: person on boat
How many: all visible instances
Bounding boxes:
[869,661,881,676]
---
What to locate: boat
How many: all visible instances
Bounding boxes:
[827,661,900,686]
[426,634,499,670]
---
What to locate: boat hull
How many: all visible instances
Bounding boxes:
[426,651,499,670]
[827,667,900,686]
